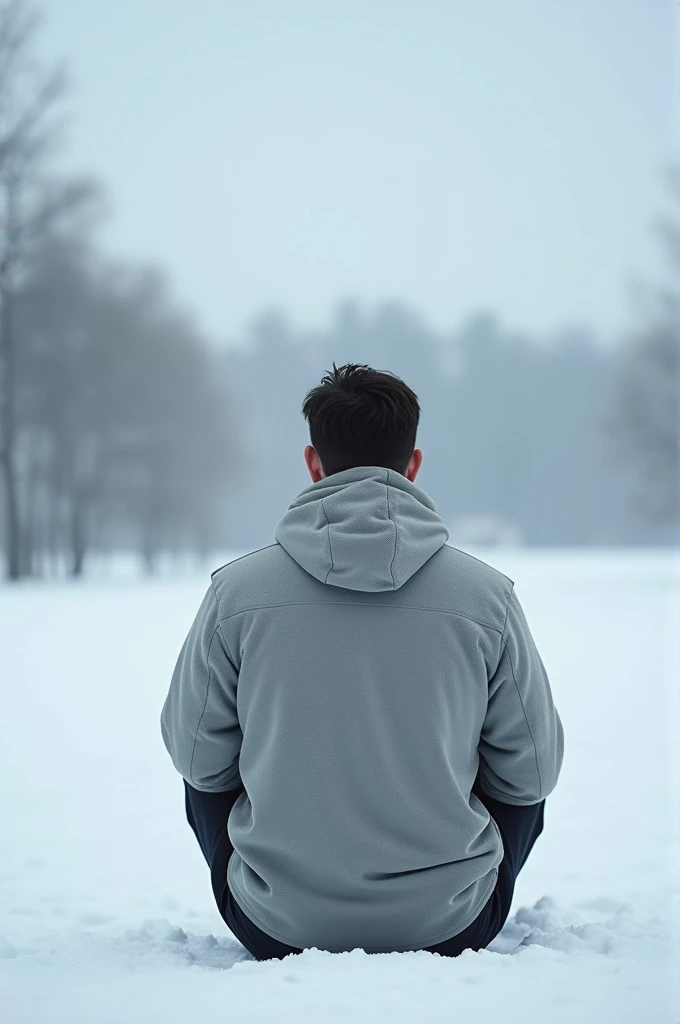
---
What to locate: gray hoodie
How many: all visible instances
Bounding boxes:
[161,466,563,953]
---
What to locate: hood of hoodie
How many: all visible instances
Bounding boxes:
[274,465,450,592]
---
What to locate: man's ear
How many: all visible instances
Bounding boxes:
[304,445,325,482]
[406,448,423,483]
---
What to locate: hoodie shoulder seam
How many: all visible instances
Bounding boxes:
[210,544,280,580]
[444,544,514,586]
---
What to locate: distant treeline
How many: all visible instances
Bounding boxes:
[0,0,677,579]
[220,297,677,553]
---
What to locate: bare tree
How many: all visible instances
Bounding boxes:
[0,0,98,579]
[16,231,102,575]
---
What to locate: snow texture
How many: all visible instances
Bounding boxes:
[1,550,678,1023]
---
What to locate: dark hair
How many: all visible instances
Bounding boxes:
[301,362,420,476]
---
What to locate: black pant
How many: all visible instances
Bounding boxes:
[184,778,545,961]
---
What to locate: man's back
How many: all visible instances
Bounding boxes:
[162,466,563,953]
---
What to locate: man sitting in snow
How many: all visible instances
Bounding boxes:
[161,362,564,959]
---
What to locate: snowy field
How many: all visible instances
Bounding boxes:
[1,549,679,1023]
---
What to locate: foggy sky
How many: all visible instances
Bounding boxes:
[41,0,674,344]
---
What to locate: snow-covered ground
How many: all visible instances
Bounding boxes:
[1,549,679,1023]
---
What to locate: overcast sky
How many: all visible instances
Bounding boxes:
[41,0,675,344]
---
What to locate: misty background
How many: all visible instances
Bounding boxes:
[0,0,677,580]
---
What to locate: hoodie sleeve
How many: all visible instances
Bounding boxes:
[477,586,564,805]
[161,583,242,792]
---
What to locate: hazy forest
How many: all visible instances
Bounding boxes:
[0,0,677,580]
